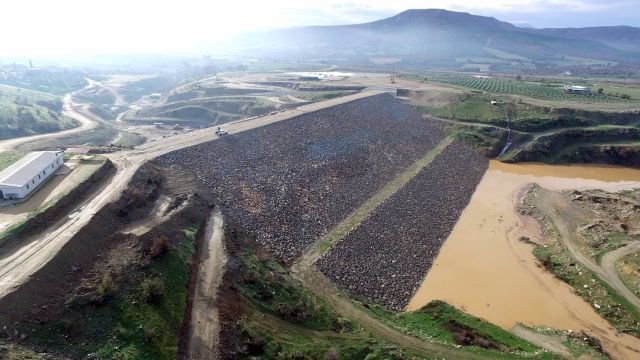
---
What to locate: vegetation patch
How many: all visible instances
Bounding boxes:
[532,243,640,336]
[0,150,27,171]
[0,84,77,140]
[617,251,640,298]
[449,124,511,156]
[360,300,558,359]
[227,227,425,359]
[520,188,640,337]
[112,131,147,148]
[16,225,198,360]
[415,73,639,106]
[0,67,87,95]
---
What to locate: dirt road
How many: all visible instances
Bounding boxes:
[0,90,383,300]
[0,92,99,152]
[186,209,226,360]
[86,78,126,107]
[601,241,640,299]
[292,266,493,360]
[536,190,640,310]
[510,325,571,358]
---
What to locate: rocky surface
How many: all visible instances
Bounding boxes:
[159,94,446,261]
[317,141,489,310]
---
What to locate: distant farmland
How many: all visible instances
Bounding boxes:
[418,73,640,105]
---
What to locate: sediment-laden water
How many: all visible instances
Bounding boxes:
[407,161,640,359]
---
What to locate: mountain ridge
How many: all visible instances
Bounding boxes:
[223,9,640,71]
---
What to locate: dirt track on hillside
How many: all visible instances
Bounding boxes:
[535,189,640,310]
[0,90,382,300]
[186,209,226,360]
[0,93,98,152]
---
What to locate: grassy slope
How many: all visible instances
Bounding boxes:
[418,90,640,165]
[0,84,76,140]
[533,242,640,337]
[358,300,610,359]
[618,251,640,298]
[0,150,27,171]
[18,225,198,360]
[233,238,424,359]
[228,224,571,359]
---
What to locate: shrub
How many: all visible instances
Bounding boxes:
[139,277,165,303]
[95,273,117,302]
[149,235,170,258]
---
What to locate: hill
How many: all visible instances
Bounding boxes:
[0,84,76,140]
[530,26,640,52]
[225,9,640,72]
[0,65,88,95]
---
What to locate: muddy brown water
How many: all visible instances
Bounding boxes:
[407,161,640,359]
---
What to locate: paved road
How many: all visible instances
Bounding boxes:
[186,209,226,360]
[0,90,383,300]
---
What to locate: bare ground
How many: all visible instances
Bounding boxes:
[0,90,383,301]
[510,324,572,358]
[186,209,227,360]
[534,188,640,310]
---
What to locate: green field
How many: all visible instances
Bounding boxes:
[0,84,76,140]
[416,73,640,105]
[0,150,27,171]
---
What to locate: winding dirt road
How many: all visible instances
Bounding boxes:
[0,90,383,300]
[601,241,640,300]
[0,94,98,152]
[536,189,640,310]
[186,209,226,360]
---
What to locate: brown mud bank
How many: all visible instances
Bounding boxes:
[408,161,640,359]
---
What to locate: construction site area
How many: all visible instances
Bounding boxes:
[0,68,640,360]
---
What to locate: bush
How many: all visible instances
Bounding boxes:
[95,273,117,303]
[149,235,169,258]
[139,277,165,303]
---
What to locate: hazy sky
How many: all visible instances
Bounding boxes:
[2,0,638,57]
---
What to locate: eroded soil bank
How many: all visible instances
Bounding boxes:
[407,161,640,359]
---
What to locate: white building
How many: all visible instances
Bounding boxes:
[563,85,591,94]
[0,151,64,200]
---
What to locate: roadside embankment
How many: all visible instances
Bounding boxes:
[0,159,115,248]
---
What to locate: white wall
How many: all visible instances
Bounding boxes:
[0,153,63,200]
